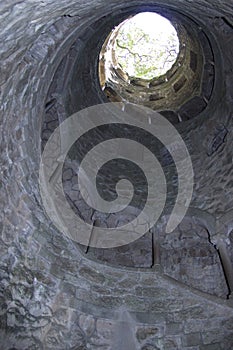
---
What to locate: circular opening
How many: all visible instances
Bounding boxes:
[98,10,212,121]
[107,12,180,80]
[115,12,180,79]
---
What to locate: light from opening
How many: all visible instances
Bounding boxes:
[114,12,180,79]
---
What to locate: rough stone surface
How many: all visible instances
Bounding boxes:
[0,0,233,349]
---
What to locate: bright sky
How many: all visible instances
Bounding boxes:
[115,12,180,78]
[130,12,178,37]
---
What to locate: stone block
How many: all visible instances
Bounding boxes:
[202,331,225,345]
[200,344,221,350]
[79,265,105,284]
[182,332,202,347]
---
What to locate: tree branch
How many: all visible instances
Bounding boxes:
[116,39,152,59]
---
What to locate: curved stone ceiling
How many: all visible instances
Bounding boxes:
[1,1,233,349]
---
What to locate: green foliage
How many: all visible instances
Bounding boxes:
[115,20,179,79]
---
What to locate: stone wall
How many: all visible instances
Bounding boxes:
[0,0,233,349]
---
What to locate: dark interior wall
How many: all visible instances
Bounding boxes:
[0,1,233,349]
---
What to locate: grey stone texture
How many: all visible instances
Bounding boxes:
[0,0,233,349]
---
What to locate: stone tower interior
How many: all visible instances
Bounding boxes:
[1,0,233,349]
